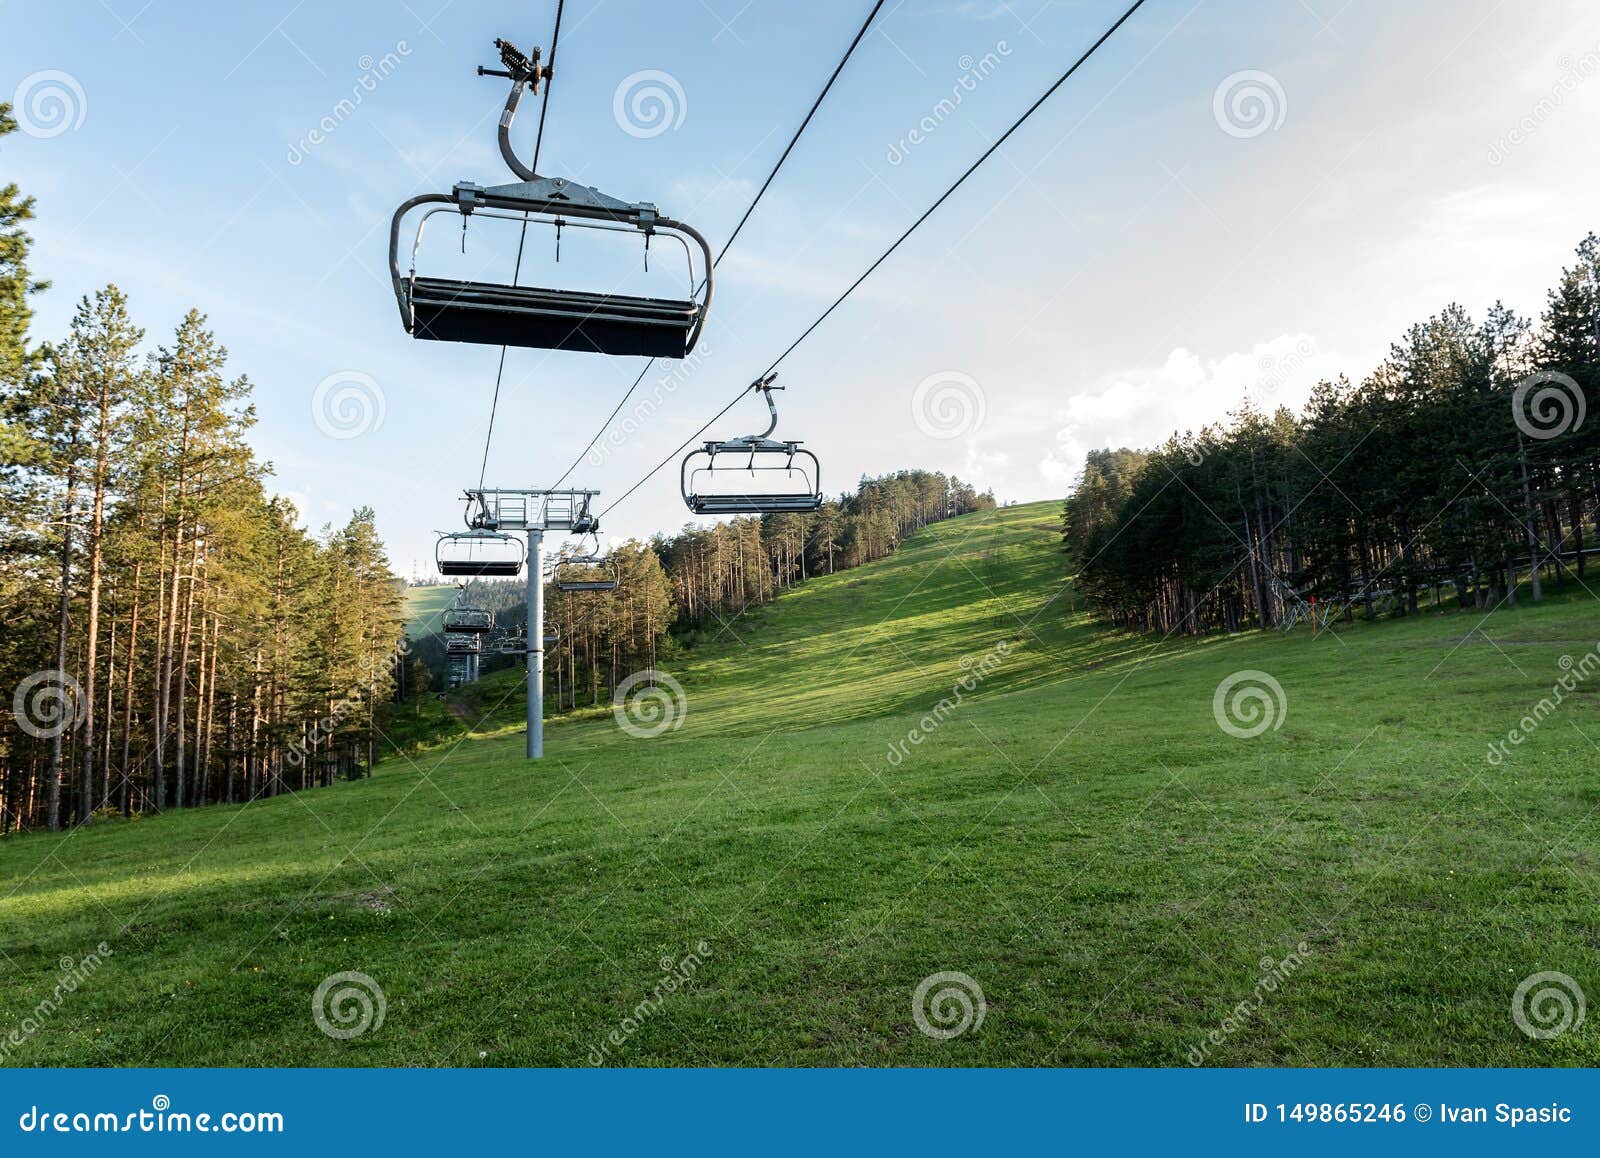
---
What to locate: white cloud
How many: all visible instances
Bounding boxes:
[1039,333,1342,490]
[962,442,1010,485]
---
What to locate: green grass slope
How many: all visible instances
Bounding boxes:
[405,584,458,640]
[3,501,1598,1067]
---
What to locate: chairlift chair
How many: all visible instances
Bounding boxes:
[681,374,822,515]
[442,606,494,634]
[389,39,713,358]
[554,535,619,593]
[444,633,481,654]
[436,530,525,578]
[492,629,559,655]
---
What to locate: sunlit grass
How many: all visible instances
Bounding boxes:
[1,502,1597,1066]
[403,584,457,640]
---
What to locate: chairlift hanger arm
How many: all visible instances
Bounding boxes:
[749,373,782,440]
[704,373,785,447]
[479,39,551,181]
[463,491,495,529]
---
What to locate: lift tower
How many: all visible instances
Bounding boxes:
[456,488,599,759]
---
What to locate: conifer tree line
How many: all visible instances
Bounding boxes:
[0,106,408,833]
[1065,233,1600,635]
[427,471,996,708]
[655,471,993,633]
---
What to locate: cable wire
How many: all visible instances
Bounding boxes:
[758,0,1147,378]
[477,222,530,490]
[547,0,886,492]
[478,0,567,491]
[598,0,1150,519]
[530,0,565,176]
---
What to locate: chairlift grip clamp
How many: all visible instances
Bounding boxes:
[453,182,485,215]
[482,40,549,92]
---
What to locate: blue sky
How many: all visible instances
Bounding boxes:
[8,0,1600,575]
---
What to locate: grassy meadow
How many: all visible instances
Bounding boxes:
[2,501,1597,1066]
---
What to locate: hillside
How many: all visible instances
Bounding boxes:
[444,502,1148,735]
[405,584,459,641]
[2,501,1598,1066]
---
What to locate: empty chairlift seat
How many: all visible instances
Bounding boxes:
[436,530,524,578]
[388,39,711,358]
[680,445,823,515]
[680,374,823,515]
[442,606,494,634]
[391,180,713,358]
[408,276,703,358]
[553,552,619,593]
[492,631,559,655]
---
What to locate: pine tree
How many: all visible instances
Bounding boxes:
[0,103,47,467]
[48,287,144,821]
